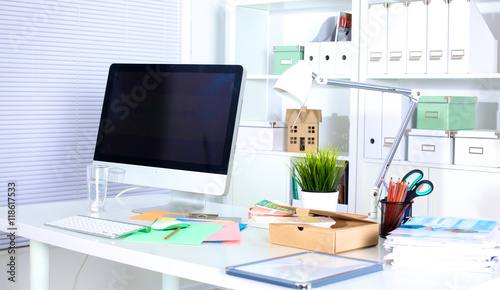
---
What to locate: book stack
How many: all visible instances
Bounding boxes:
[248,200,336,228]
[384,216,500,273]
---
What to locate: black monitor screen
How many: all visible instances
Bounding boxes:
[93,64,244,174]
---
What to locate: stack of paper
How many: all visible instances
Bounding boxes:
[384,216,500,273]
[249,200,336,228]
[249,201,295,217]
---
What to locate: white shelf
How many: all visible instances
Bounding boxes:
[363,158,500,174]
[247,74,352,80]
[236,148,301,157]
[229,0,361,214]
[366,73,500,80]
[234,0,351,11]
[236,148,351,161]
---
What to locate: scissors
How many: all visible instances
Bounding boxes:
[402,169,434,203]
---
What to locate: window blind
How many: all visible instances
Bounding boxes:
[0,0,184,250]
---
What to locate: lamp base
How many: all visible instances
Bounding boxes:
[368,186,380,220]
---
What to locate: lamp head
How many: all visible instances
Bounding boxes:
[273,60,314,107]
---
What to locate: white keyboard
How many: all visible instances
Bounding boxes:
[45,215,146,239]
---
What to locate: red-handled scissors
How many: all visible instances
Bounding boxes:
[402,169,434,203]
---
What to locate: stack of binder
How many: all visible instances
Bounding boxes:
[367,0,497,75]
[305,12,352,76]
[384,216,500,273]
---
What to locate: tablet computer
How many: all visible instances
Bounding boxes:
[226,252,383,289]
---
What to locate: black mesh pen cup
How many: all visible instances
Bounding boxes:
[380,198,413,238]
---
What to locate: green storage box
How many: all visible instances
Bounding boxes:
[273,45,304,75]
[417,96,477,130]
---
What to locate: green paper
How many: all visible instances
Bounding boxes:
[124,223,223,245]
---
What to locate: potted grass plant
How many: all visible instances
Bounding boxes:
[289,144,346,211]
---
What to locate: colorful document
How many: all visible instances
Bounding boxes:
[192,222,241,242]
[124,223,223,245]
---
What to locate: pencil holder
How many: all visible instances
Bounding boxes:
[379,198,413,238]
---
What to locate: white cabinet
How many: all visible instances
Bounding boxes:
[431,169,500,220]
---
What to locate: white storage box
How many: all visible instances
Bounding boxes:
[236,121,286,151]
[407,129,454,164]
[453,130,500,167]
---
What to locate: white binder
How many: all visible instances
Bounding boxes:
[364,90,382,159]
[335,41,352,75]
[382,92,410,161]
[448,0,497,74]
[367,3,388,75]
[319,42,336,76]
[387,2,408,75]
[427,0,449,74]
[304,42,320,74]
[407,0,427,74]
[318,42,352,76]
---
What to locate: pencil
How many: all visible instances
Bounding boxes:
[396,181,406,202]
[164,227,181,240]
[401,181,409,202]
[389,179,396,202]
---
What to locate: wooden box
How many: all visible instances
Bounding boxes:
[269,207,378,254]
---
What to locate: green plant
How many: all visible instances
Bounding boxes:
[289,144,346,192]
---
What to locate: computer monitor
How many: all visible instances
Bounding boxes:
[92,63,246,213]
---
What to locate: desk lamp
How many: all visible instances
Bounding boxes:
[274,60,421,219]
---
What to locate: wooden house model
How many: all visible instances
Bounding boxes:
[285,107,322,153]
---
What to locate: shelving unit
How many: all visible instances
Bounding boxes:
[226,0,360,213]
[357,0,500,220]
[226,0,500,220]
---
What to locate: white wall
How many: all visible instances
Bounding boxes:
[189,0,227,64]
[1,2,225,290]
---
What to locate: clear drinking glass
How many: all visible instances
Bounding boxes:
[87,164,109,212]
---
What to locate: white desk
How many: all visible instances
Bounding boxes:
[1,193,499,290]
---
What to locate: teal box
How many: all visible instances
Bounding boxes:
[417,96,477,130]
[273,45,304,75]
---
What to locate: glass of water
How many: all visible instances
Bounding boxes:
[87,164,109,212]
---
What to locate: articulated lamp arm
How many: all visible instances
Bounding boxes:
[274,61,421,219]
[315,75,421,219]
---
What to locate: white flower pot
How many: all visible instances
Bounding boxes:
[300,190,339,212]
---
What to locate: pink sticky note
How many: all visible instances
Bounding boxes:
[190,222,241,242]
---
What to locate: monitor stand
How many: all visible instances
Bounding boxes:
[132,191,206,214]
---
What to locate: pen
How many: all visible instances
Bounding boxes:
[164,227,181,240]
